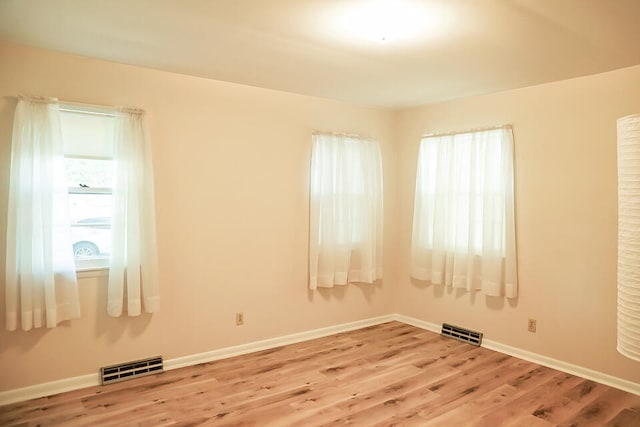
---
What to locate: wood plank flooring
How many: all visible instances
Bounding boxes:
[1,321,639,426]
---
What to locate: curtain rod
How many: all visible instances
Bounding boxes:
[312,130,375,141]
[59,104,116,117]
[60,101,145,117]
[17,94,144,116]
[422,123,512,138]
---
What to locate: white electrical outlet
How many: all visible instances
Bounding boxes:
[236,312,244,326]
[528,318,537,333]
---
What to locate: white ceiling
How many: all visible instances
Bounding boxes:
[1,0,639,108]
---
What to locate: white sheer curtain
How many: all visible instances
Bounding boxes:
[5,97,80,330]
[107,108,160,316]
[309,133,383,289]
[617,113,640,362]
[410,126,517,297]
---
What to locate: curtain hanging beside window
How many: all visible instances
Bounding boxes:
[410,126,517,297]
[309,133,383,289]
[108,108,160,316]
[617,113,640,362]
[5,96,80,330]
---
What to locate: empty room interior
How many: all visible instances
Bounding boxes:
[1,0,640,425]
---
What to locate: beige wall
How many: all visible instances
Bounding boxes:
[0,41,397,391]
[394,65,640,383]
[1,40,639,392]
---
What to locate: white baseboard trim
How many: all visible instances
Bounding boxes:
[393,313,441,334]
[482,339,640,396]
[2,312,637,405]
[393,314,640,396]
[0,373,101,406]
[0,314,394,406]
[164,314,395,371]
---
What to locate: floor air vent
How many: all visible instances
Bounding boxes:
[101,356,163,385]
[441,323,483,346]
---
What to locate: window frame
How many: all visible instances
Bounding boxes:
[412,127,513,257]
[311,137,378,247]
[59,105,116,272]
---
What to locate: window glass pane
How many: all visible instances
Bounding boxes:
[69,193,112,259]
[65,158,114,188]
[60,108,115,268]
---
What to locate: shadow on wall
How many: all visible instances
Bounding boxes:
[410,277,518,311]
[0,274,154,359]
[307,279,383,303]
[0,97,17,339]
[93,274,153,343]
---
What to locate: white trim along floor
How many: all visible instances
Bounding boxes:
[1,314,638,406]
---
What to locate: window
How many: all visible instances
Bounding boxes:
[60,107,115,270]
[6,97,160,326]
[309,133,383,289]
[410,126,517,297]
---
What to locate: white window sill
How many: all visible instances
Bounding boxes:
[76,267,109,279]
[75,256,110,279]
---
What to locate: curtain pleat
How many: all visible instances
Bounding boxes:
[5,97,80,330]
[617,113,640,362]
[107,109,160,316]
[410,127,517,297]
[309,133,383,289]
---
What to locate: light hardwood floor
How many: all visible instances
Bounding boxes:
[1,321,639,426]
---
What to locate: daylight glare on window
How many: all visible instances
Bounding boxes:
[60,108,115,267]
